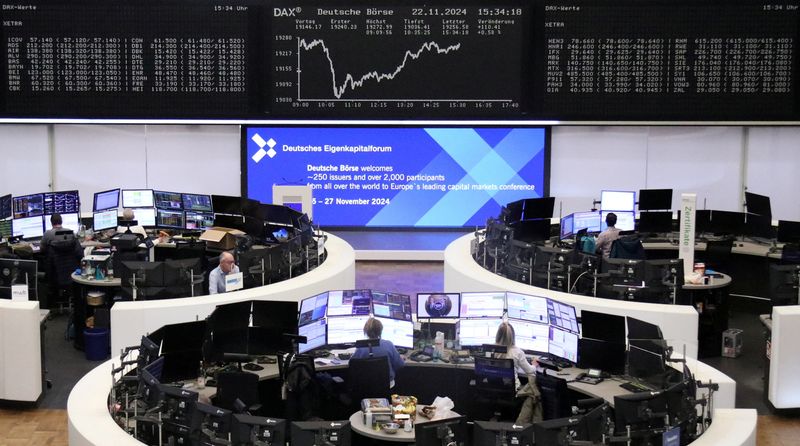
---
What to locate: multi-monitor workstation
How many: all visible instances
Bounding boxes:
[297,290,581,365]
[91,188,215,232]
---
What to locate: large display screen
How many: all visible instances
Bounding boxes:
[45,213,80,233]
[327,315,370,345]
[547,300,579,334]
[299,292,329,326]
[244,127,548,227]
[376,317,414,349]
[460,292,506,318]
[548,326,578,363]
[371,292,412,321]
[298,319,327,354]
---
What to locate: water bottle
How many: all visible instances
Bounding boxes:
[403,418,412,432]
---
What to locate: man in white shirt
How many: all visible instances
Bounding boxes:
[209,251,239,294]
[595,212,621,258]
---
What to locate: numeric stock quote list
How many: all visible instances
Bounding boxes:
[1,0,798,121]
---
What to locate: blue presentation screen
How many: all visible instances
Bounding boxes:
[244,126,549,227]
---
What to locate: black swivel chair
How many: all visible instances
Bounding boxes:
[702,239,734,273]
[213,371,262,415]
[609,235,646,260]
[536,372,571,420]
[472,356,519,421]
[46,230,82,312]
[346,356,391,412]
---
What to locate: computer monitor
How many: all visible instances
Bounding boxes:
[121,189,154,208]
[614,390,668,435]
[457,317,504,348]
[777,220,800,244]
[577,338,626,375]
[93,209,118,231]
[745,191,771,219]
[326,289,373,317]
[191,403,232,446]
[120,260,166,288]
[232,414,286,446]
[637,189,672,211]
[43,190,80,215]
[376,316,414,349]
[327,315,369,345]
[298,319,327,354]
[0,258,38,300]
[460,291,506,318]
[504,199,524,224]
[212,194,243,215]
[45,212,80,233]
[601,258,646,286]
[290,420,350,446]
[506,292,549,324]
[259,204,294,226]
[417,292,460,318]
[548,326,578,363]
[138,334,162,369]
[574,211,602,233]
[299,292,328,327]
[137,369,163,410]
[473,421,534,446]
[694,209,712,234]
[93,188,120,212]
[370,291,412,321]
[185,210,214,230]
[0,220,11,239]
[182,193,213,213]
[559,214,574,240]
[153,190,183,210]
[159,384,199,426]
[12,215,44,239]
[708,210,745,235]
[156,209,184,229]
[131,208,156,227]
[580,310,626,345]
[769,264,800,306]
[0,194,11,220]
[547,299,579,333]
[627,316,663,340]
[601,190,635,212]
[522,197,555,220]
[533,416,585,446]
[601,211,635,231]
[415,416,467,446]
[12,193,44,218]
[637,211,673,234]
[252,300,299,334]
[512,319,550,354]
[627,342,667,385]
[512,219,552,243]
[744,213,775,239]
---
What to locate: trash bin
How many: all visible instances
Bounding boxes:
[84,327,110,361]
[722,328,743,358]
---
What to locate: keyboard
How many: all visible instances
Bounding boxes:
[619,381,655,393]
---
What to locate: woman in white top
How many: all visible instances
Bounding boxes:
[495,321,543,424]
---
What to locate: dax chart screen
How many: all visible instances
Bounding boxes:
[269,3,527,117]
[244,126,549,227]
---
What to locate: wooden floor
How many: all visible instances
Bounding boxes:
[0,261,797,445]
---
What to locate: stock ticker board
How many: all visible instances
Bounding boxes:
[0,0,798,121]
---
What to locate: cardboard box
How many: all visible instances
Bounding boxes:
[199,227,246,250]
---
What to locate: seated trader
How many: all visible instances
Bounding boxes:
[495,322,543,424]
[40,213,66,257]
[351,317,405,388]
[209,251,239,295]
[595,212,621,258]
[116,208,147,238]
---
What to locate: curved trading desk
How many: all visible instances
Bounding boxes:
[444,234,702,359]
[109,232,356,355]
[68,352,753,446]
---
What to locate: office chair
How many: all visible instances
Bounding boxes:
[536,372,571,420]
[503,239,535,284]
[472,356,518,421]
[346,356,391,412]
[213,371,262,415]
[701,239,734,273]
[609,235,646,260]
[278,353,319,421]
[781,243,800,264]
[46,230,82,313]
